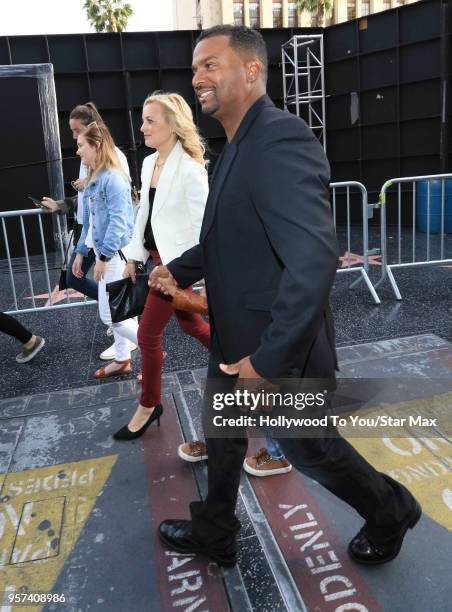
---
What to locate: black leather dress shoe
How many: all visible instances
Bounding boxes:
[158,519,237,568]
[348,501,422,565]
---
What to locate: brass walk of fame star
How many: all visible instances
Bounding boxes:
[25,285,86,306]
[339,251,382,268]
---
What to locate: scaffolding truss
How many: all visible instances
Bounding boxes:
[282,34,326,151]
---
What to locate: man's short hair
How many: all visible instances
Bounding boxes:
[196,25,268,81]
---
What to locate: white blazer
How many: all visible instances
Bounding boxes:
[125,140,208,265]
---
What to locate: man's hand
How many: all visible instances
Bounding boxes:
[220,356,278,414]
[149,265,174,291]
[123,261,137,283]
[72,253,84,278]
[93,260,107,282]
[41,197,59,213]
[220,356,261,379]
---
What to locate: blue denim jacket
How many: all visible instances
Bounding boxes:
[76,169,134,259]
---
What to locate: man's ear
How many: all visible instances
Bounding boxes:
[246,59,263,83]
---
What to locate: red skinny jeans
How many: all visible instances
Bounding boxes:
[138,251,210,408]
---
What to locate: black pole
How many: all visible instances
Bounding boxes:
[439,0,450,173]
[123,70,140,191]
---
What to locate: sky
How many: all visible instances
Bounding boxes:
[0,0,173,36]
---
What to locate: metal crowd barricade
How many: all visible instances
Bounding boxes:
[329,181,381,305]
[374,173,452,300]
[1,208,94,314]
[2,184,381,313]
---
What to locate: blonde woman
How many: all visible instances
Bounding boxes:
[72,122,139,377]
[40,101,136,363]
[113,92,210,440]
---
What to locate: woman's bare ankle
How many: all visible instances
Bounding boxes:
[105,360,128,372]
[128,404,154,432]
[138,404,154,413]
[23,335,36,349]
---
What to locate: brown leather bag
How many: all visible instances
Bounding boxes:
[173,288,208,315]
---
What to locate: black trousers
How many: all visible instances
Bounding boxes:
[0,312,32,344]
[190,350,416,551]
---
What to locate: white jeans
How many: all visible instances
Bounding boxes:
[97,252,139,361]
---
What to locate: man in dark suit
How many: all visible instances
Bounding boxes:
[151,25,421,568]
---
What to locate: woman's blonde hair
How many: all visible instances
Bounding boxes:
[81,121,129,183]
[143,92,208,167]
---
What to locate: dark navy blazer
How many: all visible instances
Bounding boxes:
[168,95,339,380]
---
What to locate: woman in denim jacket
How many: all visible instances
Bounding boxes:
[72,121,139,377]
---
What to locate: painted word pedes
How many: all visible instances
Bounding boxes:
[0,455,117,612]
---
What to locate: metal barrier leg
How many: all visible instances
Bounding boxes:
[386,266,402,300]
[373,269,387,290]
[374,271,387,294]
[358,269,381,304]
[349,274,364,289]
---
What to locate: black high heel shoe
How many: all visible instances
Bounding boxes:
[113,404,163,441]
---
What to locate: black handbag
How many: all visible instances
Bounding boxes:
[107,262,149,323]
[58,229,74,291]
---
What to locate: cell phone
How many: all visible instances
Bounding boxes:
[28,196,44,208]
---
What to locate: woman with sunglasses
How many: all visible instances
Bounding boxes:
[72,121,139,377]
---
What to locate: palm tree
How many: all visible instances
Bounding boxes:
[297,0,333,27]
[84,0,133,33]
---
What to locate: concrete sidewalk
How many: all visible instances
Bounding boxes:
[0,334,450,611]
